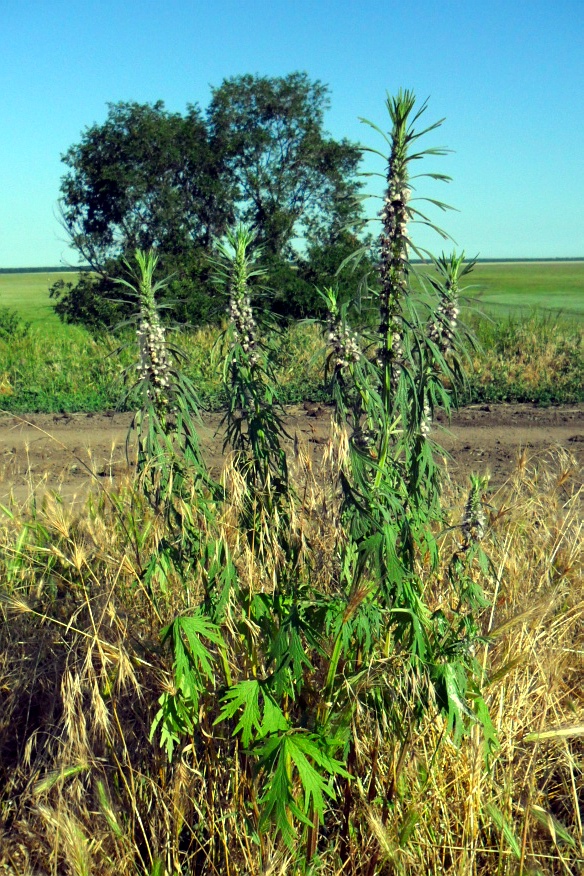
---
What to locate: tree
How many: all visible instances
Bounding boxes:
[207,73,362,258]
[60,100,233,268]
[55,100,234,326]
[55,76,365,327]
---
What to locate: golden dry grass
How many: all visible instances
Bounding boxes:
[0,445,582,875]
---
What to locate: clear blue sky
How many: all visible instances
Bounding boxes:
[1,0,582,267]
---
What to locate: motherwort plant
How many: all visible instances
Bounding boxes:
[213,225,293,562]
[119,250,230,610]
[317,90,493,861]
[134,94,493,871]
[119,250,210,501]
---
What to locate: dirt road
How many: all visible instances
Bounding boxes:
[1,403,583,507]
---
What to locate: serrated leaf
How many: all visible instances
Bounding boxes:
[261,693,289,737]
[175,612,223,686]
[286,737,335,824]
[216,680,289,747]
[257,736,311,848]
[216,679,262,747]
[256,731,349,847]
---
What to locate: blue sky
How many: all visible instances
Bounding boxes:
[1,0,582,267]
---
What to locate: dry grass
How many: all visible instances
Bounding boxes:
[0,444,582,874]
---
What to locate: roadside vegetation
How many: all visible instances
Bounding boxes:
[1,309,583,412]
[1,90,583,876]
[1,436,581,874]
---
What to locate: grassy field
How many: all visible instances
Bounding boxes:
[460,261,584,320]
[0,264,583,411]
[1,262,584,336]
[0,271,89,337]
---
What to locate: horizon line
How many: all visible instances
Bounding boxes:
[2,256,584,273]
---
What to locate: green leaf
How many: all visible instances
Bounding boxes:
[286,736,336,825]
[474,695,499,766]
[486,803,521,860]
[443,662,474,740]
[256,730,350,847]
[152,611,225,759]
[216,680,289,747]
[261,694,290,738]
[257,735,311,848]
[216,680,262,747]
[150,690,194,760]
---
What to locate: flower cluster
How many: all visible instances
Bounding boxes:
[428,291,460,354]
[229,290,260,367]
[461,478,487,546]
[379,181,410,296]
[327,312,361,370]
[136,310,172,408]
[377,170,411,383]
[420,401,432,438]
[380,182,411,247]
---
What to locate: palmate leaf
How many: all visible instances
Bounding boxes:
[173,612,224,674]
[431,660,476,744]
[151,689,197,760]
[201,538,237,621]
[215,679,288,747]
[268,603,315,689]
[152,611,225,759]
[257,731,350,847]
[258,737,306,848]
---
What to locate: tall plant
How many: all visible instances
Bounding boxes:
[323,94,485,657]
[212,225,293,561]
[309,91,493,865]
[144,92,492,871]
[120,250,234,617]
[119,249,212,511]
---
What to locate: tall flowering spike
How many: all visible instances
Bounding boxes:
[133,250,172,413]
[225,226,262,367]
[428,252,471,355]
[462,474,488,548]
[377,90,417,383]
[325,288,361,372]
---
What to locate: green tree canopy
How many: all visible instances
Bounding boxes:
[60,100,233,269]
[207,73,363,256]
[54,74,368,327]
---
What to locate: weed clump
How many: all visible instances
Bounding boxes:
[1,91,583,876]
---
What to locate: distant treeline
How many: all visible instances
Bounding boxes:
[0,266,91,274]
[2,258,582,275]
[411,257,584,264]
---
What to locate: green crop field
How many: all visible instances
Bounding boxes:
[1,262,583,337]
[459,260,584,320]
[0,271,89,338]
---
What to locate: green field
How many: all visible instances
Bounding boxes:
[1,262,583,335]
[1,263,583,411]
[459,260,584,320]
[0,271,89,337]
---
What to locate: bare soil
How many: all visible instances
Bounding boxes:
[1,403,583,508]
